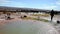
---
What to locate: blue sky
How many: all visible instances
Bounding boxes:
[0,0,60,10]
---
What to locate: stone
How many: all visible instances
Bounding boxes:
[57,20,60,24]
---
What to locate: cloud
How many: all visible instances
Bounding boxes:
[37,4,57,10]
[0,0,26,5]
[55,0,60,5]
[0,0,10,4]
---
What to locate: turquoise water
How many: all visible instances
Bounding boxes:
[0,20,59,34]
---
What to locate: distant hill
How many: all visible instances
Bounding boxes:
[0,6,51,11]
[0,6,60,14]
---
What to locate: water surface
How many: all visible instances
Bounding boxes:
[0,20,59,34]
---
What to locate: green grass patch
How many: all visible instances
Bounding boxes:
[22,17,49,22]
[32,14,49,17]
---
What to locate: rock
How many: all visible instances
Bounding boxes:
[57,20,60,24]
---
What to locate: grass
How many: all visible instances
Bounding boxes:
[32,14,49,17]
[22,17,49,22]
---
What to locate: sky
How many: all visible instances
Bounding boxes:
[0,0,60,10]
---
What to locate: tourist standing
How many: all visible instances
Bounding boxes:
[50,10,55,21]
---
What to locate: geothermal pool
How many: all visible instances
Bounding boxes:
[0,20,59,34]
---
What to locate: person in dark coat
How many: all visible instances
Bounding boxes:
[50,10,55,21]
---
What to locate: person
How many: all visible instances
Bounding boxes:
[50,10,55,21]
